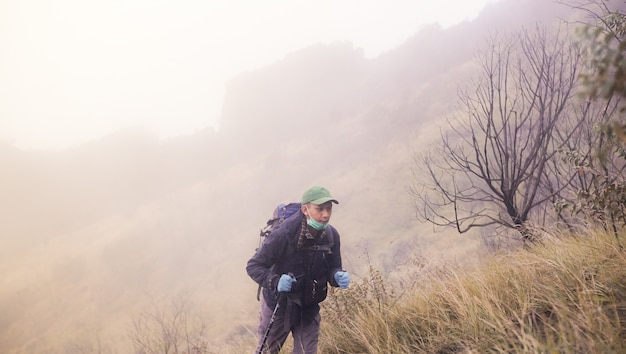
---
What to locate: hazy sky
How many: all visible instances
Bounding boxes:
[1,0,501,150]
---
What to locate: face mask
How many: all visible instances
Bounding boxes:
[306,205,329,230]
[307,217,328,230]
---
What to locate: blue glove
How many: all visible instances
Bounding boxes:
[277,274,296,292]
[334,271,350,289]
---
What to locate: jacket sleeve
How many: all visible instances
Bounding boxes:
[326,226,343,288]
[246,228,288,291]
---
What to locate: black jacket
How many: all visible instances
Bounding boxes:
[246,211,343,313]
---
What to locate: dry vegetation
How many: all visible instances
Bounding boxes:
[311,229,626,354]
[115,228,626,353]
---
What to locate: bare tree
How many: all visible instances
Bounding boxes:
[410,26,588,241]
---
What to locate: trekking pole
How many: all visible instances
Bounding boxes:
[255,293,283,354]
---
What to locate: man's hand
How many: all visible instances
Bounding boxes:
[277,274,296,292]
[334,271,350,289]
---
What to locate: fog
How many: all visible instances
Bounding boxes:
[0,0,501,150]
[0,0,580,352]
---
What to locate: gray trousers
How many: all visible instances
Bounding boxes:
[256,297,321,354]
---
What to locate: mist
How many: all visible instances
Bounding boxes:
[0,0,577,352]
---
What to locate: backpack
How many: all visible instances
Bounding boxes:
[259,202,303,241]
[256,202,302,300]
[256,202,335,301]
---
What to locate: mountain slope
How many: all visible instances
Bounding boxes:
[0,0,579,352]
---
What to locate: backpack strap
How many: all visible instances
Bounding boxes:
[297,226,335,253]
[299,244,333,253]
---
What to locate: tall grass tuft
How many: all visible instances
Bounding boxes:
[318,230,626,353]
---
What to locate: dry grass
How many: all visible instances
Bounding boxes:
[317,230,626,354]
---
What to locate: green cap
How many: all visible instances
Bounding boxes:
[301,186,339,205]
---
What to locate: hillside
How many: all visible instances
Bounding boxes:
[0,0,581,352]
[314,230,626,353]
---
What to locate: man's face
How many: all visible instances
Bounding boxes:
[303,201,333,223]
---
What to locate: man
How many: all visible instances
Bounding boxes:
[246,185,351,354]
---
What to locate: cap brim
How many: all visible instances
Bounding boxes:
[310,197,339,205]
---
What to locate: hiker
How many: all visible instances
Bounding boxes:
[246,185,351,354]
